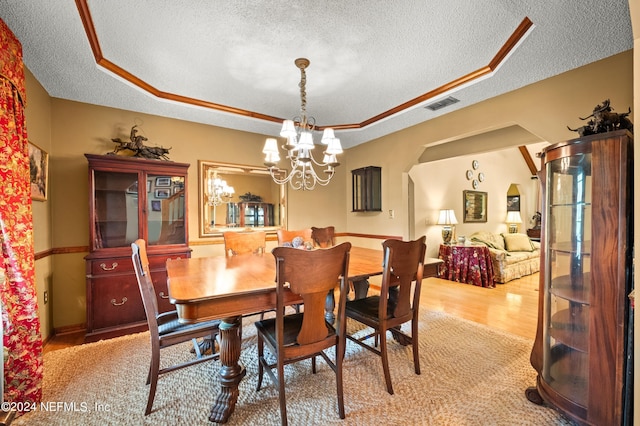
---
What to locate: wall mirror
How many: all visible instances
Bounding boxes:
[198,160,287,237]
[463,190,488,223]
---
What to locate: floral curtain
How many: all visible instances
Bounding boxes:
[0,19,43,407]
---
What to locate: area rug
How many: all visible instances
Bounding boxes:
[13,311,576,425]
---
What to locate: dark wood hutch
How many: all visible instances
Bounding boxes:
[84,154,191,342]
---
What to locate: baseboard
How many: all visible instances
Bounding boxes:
[52,323,86,336]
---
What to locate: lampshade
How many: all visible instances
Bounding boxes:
[321,128,335,144]
[505,211,523,224]
[280,120,297,139]
[437,209,458,225]
[506,211,522,234]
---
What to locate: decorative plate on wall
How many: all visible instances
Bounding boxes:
[472,160,479,170]
[466,170,473,180]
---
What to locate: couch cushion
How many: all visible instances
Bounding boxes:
[469,231,505,251]
[502,233,535,252]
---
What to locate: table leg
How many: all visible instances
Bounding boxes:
[325,289,335,324]
[208,316,246,424]
[324,279,371,324]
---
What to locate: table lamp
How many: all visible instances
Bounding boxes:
[506,211,522,233]
[437,209,458,244]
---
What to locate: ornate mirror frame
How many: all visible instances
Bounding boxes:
[198,160,287,237]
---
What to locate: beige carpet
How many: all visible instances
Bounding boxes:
[14,311,576,425]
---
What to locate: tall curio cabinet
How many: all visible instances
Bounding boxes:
[84,154,191,342]
[526,130,633,425]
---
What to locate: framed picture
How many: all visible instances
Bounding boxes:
[155,177,171,187]
[463,190,487,223]
[507,195,520,212]
[28,141,49,201]
[126,182,138,194]
[155,189,171,199]
[151,200,161,211]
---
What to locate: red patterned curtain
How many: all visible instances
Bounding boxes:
[0,19,43,407]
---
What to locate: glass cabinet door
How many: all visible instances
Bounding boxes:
[147,174,186,246]
[93,170,139,249]
[543,152,592,407]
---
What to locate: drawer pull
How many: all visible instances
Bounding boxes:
[159,291,169,299]
[110,297,128,306]
[100,262,118,271]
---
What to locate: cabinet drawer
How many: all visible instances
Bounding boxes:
[89,276,146,330]
[90,258,133,276]
[150,270,174,313]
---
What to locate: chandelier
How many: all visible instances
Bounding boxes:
[262,58,343,190]
[206,170,235,206]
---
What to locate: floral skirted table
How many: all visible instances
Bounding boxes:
[438,244,495,288]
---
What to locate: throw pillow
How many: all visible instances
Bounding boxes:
[469,231,506,251]
[502,233,535,252]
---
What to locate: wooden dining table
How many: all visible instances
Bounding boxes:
[166,245,384,423]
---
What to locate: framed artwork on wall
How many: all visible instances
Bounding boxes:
[507,195,520,211]
[463,190,487,223]
[28,141,48,201]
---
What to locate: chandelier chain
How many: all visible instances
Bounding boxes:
[299,65,307,126]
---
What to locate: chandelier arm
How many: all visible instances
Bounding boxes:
[307,151,329,167]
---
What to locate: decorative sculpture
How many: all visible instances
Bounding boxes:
[109,125,172,160]
[567,99,633,136]
[238,192,263,202]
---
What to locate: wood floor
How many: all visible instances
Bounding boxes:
[43,273,540,354]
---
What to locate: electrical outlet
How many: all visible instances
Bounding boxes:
[43,290,48,304]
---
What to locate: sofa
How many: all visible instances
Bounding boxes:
[469,231,541,284]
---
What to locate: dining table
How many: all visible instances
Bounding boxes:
[166,245,385,423]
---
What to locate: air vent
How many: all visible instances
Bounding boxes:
[424,96,459,111]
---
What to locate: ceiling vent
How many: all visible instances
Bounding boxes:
[424,96,459,111]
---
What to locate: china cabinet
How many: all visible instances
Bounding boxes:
[226,202,274,227]
[352,166,381,212]
[84,154,191,342]
[526,130,633,425]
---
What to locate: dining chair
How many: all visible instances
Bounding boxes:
[223,231,271,321]
[311,226,336,248]
[131,239,220,415]
[255,242,351,426]
[344,236,426,395]
[223,231,266,257]
[276,228,312,247]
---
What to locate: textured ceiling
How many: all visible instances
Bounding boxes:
[0,0,633,149]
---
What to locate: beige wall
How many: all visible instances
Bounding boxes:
[24,49,633,333]
[24,68,53,338]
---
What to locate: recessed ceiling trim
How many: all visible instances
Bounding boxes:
[75,0,533,133]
